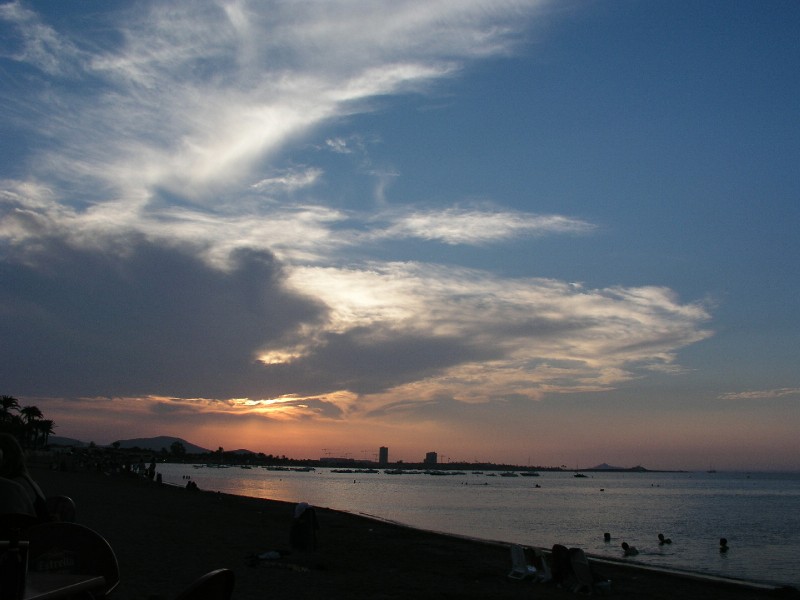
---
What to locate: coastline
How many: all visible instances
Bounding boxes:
[30,466,799,600]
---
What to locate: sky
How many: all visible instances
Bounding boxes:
[1,0,798,471]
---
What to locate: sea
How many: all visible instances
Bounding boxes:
[156,464,800,589]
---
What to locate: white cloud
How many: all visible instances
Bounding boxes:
[0,1,84,76]
[2,0,549,207]
[380,206,595,244]
[278,262,712,402]
[719,388,800,401]
[251,168,323,194]
[1,180,594,268]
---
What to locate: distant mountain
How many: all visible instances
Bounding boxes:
[113,436,210,454]
[591,463,623,470]
[48,435,233,455]
[589,463,650,472]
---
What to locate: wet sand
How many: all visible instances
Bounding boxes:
[30,466,798,600]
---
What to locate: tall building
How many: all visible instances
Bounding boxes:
[378,446,389,465]
[424,451,438,465]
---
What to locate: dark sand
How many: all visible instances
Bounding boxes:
[29,466,798,600]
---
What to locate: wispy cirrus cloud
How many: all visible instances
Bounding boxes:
[379,206,595,244]
[2,0,548,206]
[251,168,324,194]
[2,180,590,266]
[275,263,713,405]
[0,1,84,75]
[719,388,800,401]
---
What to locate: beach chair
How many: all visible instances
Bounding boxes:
[568,547,611,595]
[507,544,538,580]
[175,568,235,600]
[26,521,120,598]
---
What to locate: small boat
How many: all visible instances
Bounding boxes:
[574,473,588,478]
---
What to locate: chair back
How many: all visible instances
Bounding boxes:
[26,522,120,598]
[175,568,235,600]
[507,544,536,580]
[567,547,593,584]
[550,544,572,585]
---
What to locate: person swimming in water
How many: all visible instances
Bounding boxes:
[658,533,672,545]
[621,542,639,556]
[719,538,729,553]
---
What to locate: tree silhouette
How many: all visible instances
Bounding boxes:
[37,419,55,447]
[0,395,56,449]
[170,440,187,458]
[20,405,44,447]
[1,395,20,422]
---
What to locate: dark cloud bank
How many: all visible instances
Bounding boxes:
[2,237,494,401]
[1,239,323,397]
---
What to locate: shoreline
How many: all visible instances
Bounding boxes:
[30,466,800,599]
[353,508,781,591]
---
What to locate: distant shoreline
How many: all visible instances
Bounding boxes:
[40,440,694,472]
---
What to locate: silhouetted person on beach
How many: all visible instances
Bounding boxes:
[719,538,729,553]
[290,502,319,552]
[658,533,672,545]
[621,542,639,556]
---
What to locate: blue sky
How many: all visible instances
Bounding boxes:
[1,1,798,470]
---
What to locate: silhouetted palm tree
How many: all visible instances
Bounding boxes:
[0,395,24,440]
[19,405,44,447]
[0,395,56,448]
[36,419,55,448]
[20,405,43,423]
[1,395,20,421]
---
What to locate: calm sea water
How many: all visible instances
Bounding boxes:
[157,464,800,588]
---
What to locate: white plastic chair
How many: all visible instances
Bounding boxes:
[507,544,538,580]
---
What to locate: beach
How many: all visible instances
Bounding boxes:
[30,465,798,600]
